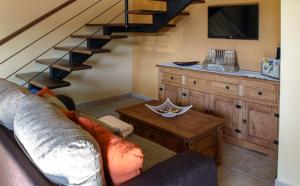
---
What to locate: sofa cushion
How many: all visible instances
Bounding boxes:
[123,151,217,186]
[14,95,105,186]
[79,112,122,136]
[78,116,143,186]
[36,87,68,110]
[0,79,30,131]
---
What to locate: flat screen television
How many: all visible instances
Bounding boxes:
[208,4,259,40]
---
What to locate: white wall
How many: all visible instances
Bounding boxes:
[277,1,300,185]
[0,0,65,39]
[0,0,133,104]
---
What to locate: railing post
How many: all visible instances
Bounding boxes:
[125,0,129,27]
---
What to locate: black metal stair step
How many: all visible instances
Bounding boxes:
[36,58,92,72]
[15,72,71,89]
[128,9,190,16]
[152,0,205,4]
[54,46,111,55]
[86,23,176,28]
[71,34,127,40]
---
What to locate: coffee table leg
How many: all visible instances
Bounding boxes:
[216,126,223,166]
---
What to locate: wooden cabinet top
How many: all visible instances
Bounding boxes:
[157,63,279,83]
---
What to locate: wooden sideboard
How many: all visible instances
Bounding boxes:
[157,64,280,158]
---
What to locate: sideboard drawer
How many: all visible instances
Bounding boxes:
[186,77,206,90]
[209,81,239,96]
[244,80,277,91]
[162,73,183,85]
[244,88,278,103]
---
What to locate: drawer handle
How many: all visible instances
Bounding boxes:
[258,91,263,96]
[171,76,174,80]
[225,86,230,90]
[242,119,247,124]
[235,129,241,133]
[193,80,197,85]
[182,93,187,97]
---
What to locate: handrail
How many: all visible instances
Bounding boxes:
[1,0,101,65]
[5,0,124,82]
[0,0,77,46]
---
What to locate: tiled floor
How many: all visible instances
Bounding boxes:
[78,95,277,186]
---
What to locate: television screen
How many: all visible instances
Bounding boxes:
[208,4,259,40]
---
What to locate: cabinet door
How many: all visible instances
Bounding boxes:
[158,84,183,105]
[242,102,277,149]
[182,90,210,113]
[209,95,242,138]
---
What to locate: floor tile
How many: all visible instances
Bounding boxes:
[219,169,268,186]
[222,144,248,169]
[236,157,277,183]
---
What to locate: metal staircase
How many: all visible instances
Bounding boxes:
[14,0,205,91]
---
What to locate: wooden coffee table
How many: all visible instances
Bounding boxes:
[116,101,225,165]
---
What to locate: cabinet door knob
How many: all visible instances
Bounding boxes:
[193,80,197,85]
[171,76,174,80]
[242,119,247,124]
[225,86,230,90]
[159,87,163,91]
[182,93,187,97]
[273,140,279,145]
[258,91,263,96]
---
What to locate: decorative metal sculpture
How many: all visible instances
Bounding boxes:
[203,49,239,72]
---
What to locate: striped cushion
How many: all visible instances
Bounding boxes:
[14,95,105,186]
[0,78,30,130]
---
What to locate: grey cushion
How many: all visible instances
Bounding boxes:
[14,95,105,186]
[0,79,30,130]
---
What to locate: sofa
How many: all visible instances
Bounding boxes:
[0,81,217,186]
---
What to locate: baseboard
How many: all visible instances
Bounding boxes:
[76,93,132,108]
[130,92,154,101]
[275,179,292,186]
[77,93,154,109]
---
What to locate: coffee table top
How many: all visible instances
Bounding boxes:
[116,101,225,140]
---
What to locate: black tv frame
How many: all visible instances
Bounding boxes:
[208,4,259,40]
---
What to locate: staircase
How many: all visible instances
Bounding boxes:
[15,0,205,91]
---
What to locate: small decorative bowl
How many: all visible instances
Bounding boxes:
[172,61,199,66]
[145,99,192,118]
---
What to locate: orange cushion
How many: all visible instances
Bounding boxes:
[61,110,79,124]
[36,87,55,97]
[78,116,144,186]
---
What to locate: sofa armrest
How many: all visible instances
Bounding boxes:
[0,125,54,186]
[124,151,217,186]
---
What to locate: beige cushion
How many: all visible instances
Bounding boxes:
[99,115,134,138]
[14,95,105,186]
[42,94,68,110]
[0,79,30,130]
